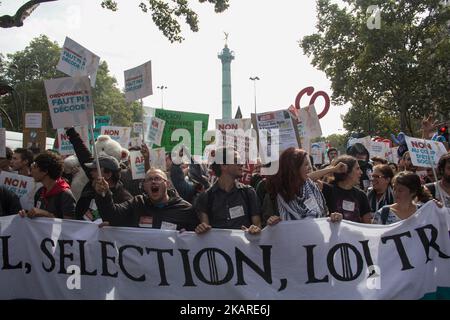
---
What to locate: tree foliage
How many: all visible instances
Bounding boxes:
[301,0,450,135]
[0,35,143,134]
[101,0,230,42]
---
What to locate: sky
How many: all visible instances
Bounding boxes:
[0,0,350,136]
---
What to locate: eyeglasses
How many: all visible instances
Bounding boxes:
[372,174,386,179]
[144,176,166,183]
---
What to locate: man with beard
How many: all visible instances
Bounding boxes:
[195,147,262,234]
[93,168,198,230]
[425,153,450,208]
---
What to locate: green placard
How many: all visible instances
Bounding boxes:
[155,109,209,155]
[90,115,111,140]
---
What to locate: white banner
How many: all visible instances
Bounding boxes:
[130,151,146,180]
[147,117,165,146]
[0,202,449,300]
[0,172,36,210]
[124,61,153,102]
[405,136,448,168]
[57,37,100,87]
[100,126,131,149]
[44,76,94,129]
[57,126,89,156]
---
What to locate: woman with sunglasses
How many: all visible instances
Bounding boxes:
[367,164,395,213]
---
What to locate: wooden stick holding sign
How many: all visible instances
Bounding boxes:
[89,125,103,179]
[141,99,145,144]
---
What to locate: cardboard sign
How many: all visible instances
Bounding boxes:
[133,122,143,134]
[387,147,399,164]
[130,151,146,180]
[150,147,166,171]
[56,37,100,87]
[0,172,35,210]
[405,136,448,168]
[57,126,89,155]
[311,142,326,165]
[129,137,143,149]
[25,113,43,129]
[124,60,153,102]
[44,76,94,129]
[23,129,47,154]
[369,141,390,159]
[147,117,165,146]
[298,104,322,139]
[100,126,131,149]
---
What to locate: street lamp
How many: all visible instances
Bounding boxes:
[156,85,167,109]
[249,76,260,115]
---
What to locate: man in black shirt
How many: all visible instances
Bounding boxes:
[195,147,262,234]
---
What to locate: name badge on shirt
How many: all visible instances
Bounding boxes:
[342,200,355,212]
[229,206,245,219]
[304,197,320,213]
[35,201,42,209]
[139,216,153,228]
[160,221,177,230]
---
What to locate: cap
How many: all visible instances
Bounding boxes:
[85,155,120,172]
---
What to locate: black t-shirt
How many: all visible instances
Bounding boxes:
[359,162,373,192]
[322,183,371,223]
[195,182,260,229]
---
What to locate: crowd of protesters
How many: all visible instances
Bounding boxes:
[0,118,448,233]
